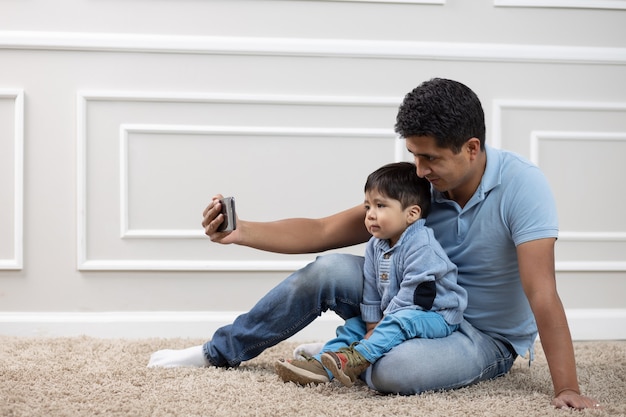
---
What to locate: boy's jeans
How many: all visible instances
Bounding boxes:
[318,311,458,365]
[203,253,516,394]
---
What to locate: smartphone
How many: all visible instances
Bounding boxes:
[216,197,237,232]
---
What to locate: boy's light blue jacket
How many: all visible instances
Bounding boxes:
[361,218,468,326]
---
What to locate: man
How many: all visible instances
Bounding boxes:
[149,78,600,410]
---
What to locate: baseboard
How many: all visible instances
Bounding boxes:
[0,311,344,341]
[0,309,624,341]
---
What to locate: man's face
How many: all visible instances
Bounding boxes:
[405,135,472,194]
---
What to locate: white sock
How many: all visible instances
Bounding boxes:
[293,342,325,359]
[147,345,210,368]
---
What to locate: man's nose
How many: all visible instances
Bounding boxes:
[414,160,430,178]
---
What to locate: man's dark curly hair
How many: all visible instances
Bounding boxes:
[394,78,486,153]
[364,162,431,218]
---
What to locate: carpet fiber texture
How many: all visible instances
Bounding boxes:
[1,336,624,416]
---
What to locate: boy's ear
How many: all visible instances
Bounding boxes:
[407,205,422,224]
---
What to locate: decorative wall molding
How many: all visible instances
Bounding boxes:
[557,233,626,241]
[301,0,444,3]
[530,130,626,244]
[78,90,401,106]
[557,262,626,272]
[77,94,626,272]
[491,100,626,272]
[491,100,626,149]
[0,89,24,270]
[77,259,314,272]
[120,124,396,239]
[0,311,343,340]
[494,0,626,10]
[1,309,622,341]
[529,131,626,165]
[2,31,625,65]
[77,91,400,271]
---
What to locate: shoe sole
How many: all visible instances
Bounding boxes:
[274,359,329,386]
[320,353,354,387]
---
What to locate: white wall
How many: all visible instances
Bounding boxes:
[0,0,625,341]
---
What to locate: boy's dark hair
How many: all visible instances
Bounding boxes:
[394,78,486,153]
[364,162,431,218]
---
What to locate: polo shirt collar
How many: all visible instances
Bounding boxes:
[481,144,502,195]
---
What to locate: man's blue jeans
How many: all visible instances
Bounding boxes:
[203,253,517,394]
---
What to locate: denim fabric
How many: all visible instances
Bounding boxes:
[313,312,515,394]
[203,253,516,395]
[363,319,517,394]
[203,253,363,368]
[357,310,458,364]
[316,312,457,365]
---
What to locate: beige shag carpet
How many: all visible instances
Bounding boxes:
[1,336,624,417]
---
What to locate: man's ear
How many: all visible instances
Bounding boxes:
[466,138,481,159]
[407,205,422,224]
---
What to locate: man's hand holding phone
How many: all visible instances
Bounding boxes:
[202,195,238,243]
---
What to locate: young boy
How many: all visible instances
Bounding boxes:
[275,161,468,387]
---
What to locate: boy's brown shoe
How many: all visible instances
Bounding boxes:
[321,347,370,387]
[274,358,330,385]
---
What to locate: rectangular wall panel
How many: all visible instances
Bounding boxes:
[492,100,626,271]
[494,0,626,9]
[0,90,23,270]
[78,92,401,271]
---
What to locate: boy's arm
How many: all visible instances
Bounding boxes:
[364,321,379,340]
[361,240,384,323]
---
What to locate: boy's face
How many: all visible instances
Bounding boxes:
[364,189,418,247]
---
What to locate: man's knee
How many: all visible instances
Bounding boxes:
[366,351,430,395]
[297,254,363,287]
[310,253,361,273]
[281,254,350,298]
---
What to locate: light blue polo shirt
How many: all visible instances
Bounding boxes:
[424,145,559,357]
